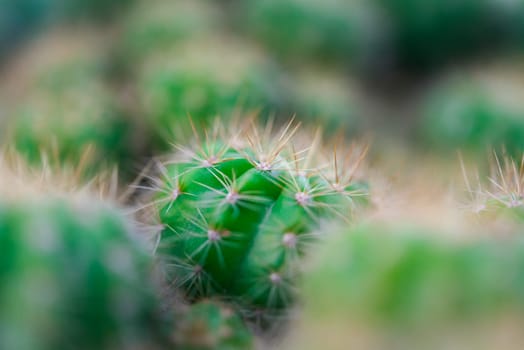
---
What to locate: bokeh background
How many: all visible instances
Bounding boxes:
[3,1,524,349]
[3,0,524,171]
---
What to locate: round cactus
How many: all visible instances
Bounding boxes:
[143,120,368,327]
[0,30,135,171]
[287,223,524,349]
[0,154,170,350]
[240,0,381,63]
[136,37,286,150]
[174,300,253,350]
[379,0,524,71]
[419,66,524,156]
[285,66,363,134]
[118,0,225,66]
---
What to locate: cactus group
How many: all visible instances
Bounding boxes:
[146,121,368,326]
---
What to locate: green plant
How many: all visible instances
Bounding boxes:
[136,38,285,150]
[241,0,379,63]
[379,0,524,70]
[419,69,524,156]
[118,0,224,66]
[174,300,253,350]
[289,222,524,349]
[146,120,368,327]
[0,154,169,350]
[2,31,135,171]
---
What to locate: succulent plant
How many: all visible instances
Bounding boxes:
[144,120,368,328]
[285,66,363,134]
[379,0,524,71]
[288,222,524,349]
[174,300,253,350]
[136,37,285,150]
[0,153,170,350]
[241,0,380,63]
[419,67,524,156]
[1,31,135,172]
[118,0,224,66]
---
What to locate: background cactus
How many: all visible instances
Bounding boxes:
[0,154,169,350]
[135,37,285,149]
[145,120,368,328]
[418,65,524,156]
[239,0,381,64]
[173,300,253,350]
[285,222,524,349]
[0,30,137,173]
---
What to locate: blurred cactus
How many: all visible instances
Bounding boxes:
[419,67,524,156]
[0,154,169,350]
[380,0,524,70]
[118,0,224,66]
[286,66,363,134]
[136,37,285,150]
[174,301,253,350]
[145,120,368,328]
[241,0,380,63]
[1,31,136,172]
[287,223,524,349]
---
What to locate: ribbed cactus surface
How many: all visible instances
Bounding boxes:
[149,122,367,324]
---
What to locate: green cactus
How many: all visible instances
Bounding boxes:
[241,0,380,63]
[174,301,253,350]
[419,68,524,156]
[147,121,368,327]
[0,152,172,349]
[136,37,285,150]
[290,223,524,349]
[379,0,524,70]
[286,66,363,134]
[118,0,224,66]
[1,31,135,172]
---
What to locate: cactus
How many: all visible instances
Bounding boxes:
[136,37,285,150]
[379,0,524,70]
[287,223,524,349]
[0,153,170,350]
[465,153,524,224]
[118,0,224,66]
[286,66,363,135]
[419,66,524,156]
[145,120,368,327]
[1,30,135,172]
[174,300,253,350]
[241,0,380,63]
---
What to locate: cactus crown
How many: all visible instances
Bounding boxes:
[143,119,368,327]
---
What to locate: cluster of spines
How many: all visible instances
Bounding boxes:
[144,120,368,328]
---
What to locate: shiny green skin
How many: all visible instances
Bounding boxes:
[175,301,253,350]
[155,144,362,324]
[419,81,524,156]
[305,224,524,328]
[0,201,169,350]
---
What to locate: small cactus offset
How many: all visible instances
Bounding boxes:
[145,120,368,327]
[174,300,253,350]
[0,153,169,350]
